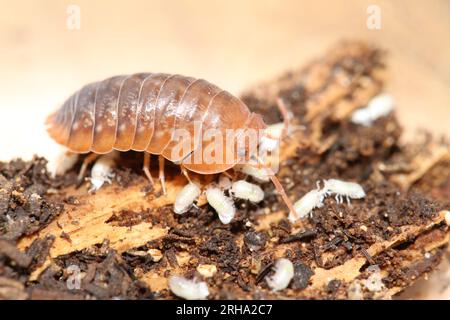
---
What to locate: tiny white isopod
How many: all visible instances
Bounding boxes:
[230,180,265,203]
[363,265,384,292]
[218,174,232,190]
[291,184,326,221]
[235,164,270,183]
[323,179,365,204]
[351,93,394,127]
[205,187,236,224]
[173,183,201,215]
[88,152,118,192]
[168,275,209,300]
[266,258,294,291]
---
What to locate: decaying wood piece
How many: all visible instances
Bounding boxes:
[390,140,450,191]
[242,40,388,154]
[17,177,181,280]
[305,211,449,294]
[19,181,171,255]
[139,209,449,298]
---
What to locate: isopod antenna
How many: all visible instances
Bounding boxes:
[255,156,300,223]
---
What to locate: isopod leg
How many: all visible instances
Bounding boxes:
[143,153,154,186]
[77,153,100,184]
[221,170,235,180]
[268,174,300,222]
[255,156,301,224]
[158,155,167,195]
[180,165,192,184]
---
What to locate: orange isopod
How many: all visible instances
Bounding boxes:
[46,73,297,218]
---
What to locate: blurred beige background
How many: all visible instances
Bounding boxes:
[0,0,449,161]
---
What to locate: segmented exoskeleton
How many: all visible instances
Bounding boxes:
[46,73,298,219]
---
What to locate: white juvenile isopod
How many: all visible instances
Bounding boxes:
[258,122,285,154]
[266,258,294,291]
[205,187,236,224]
[260,122,304,153]
[323,179,365,204]
[351,93,394,127]
[235,164,270,183]
[218,174,232,190]
[291,184,326,221]
[88,151,119,192]
[230,180,265,203]
[173,183,201,215]
[168,275,209,300]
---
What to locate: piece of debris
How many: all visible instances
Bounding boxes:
[196,264,217,278]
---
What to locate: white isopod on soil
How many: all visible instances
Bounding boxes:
[351,93,394,127]
[168,275,209,300]
[266,258,295,291]
[88,152,119,192]
[291,186,326,221]
[235,164,270,183]
[230,180,264,203]
[258,122,285,153]
[173,183,201,214]
[218,174,232,189]
[323,179,365,204]
[205,187,236,224]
